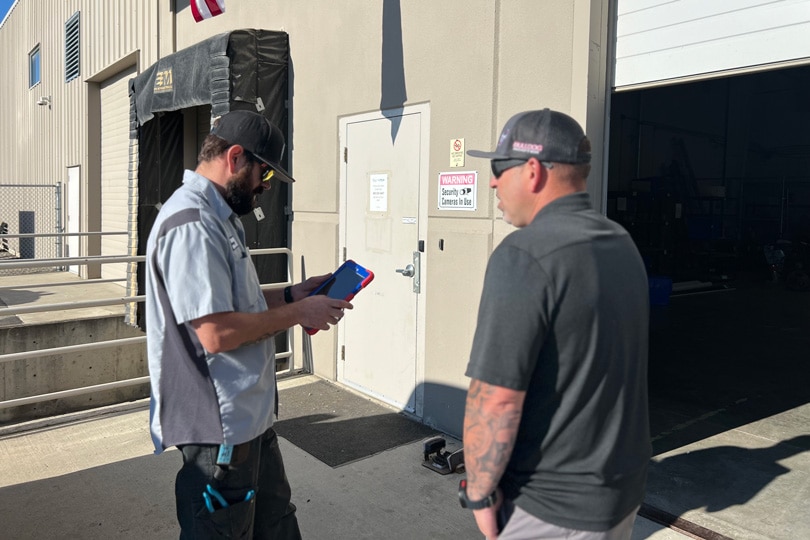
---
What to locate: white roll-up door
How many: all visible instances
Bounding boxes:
[100,67,135,281]
[615,0,810,90]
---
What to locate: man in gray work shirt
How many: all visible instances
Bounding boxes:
[460,109,651,540]
[146,110,351,538]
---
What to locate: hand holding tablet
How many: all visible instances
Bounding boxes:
[304,260,374,335]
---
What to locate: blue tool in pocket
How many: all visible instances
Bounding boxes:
[204,484,229,512]
[203,484,256,513]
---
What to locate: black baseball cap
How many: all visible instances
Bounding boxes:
[467,108,590,165]
[211,110,295,183]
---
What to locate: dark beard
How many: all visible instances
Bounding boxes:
[224,164,260,216]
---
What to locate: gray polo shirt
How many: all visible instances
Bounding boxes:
[466,192,651,531]
[146,170,276,453]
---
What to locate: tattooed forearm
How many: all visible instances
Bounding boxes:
[463,379,524,499]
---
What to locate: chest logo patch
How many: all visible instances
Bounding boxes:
[228,236,239,251]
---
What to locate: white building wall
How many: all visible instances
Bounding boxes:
[615,0,810,89]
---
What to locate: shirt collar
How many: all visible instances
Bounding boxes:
[534,192,592,220]
[182,169,235,221]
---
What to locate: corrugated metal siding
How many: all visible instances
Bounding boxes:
[0,0,162,183]
[615,0,810,89]
[82,0,160,79]
[0,0,162,274]
[63,4,86,169]
[0,0,81,185]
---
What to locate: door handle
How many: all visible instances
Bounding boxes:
[396,252,421,293]
[396,264,415,277]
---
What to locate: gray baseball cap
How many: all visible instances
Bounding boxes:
[467,108,590,165]
[211,110,295,183]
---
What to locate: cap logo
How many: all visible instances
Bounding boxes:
[512,141,543,154]
[498,129,511,146]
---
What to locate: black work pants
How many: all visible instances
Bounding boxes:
[175,428,302,539]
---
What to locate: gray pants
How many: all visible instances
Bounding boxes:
[497,501,639,540]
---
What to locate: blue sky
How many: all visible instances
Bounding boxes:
[0,0,15,24]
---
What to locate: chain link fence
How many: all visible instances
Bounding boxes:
[0,184,62,276]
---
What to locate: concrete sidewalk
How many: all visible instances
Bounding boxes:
[0,271,128,325]
[2,273,808,538]
[0,375,685,540]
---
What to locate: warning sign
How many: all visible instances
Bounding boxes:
[438,171,477,211]
[450,138,465,168]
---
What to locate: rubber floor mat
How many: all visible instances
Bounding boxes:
[274,379,438,467]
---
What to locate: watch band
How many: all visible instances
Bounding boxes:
[458,479,498,510]
[283,285,294,304]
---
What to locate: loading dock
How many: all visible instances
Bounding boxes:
[608,63,810,455]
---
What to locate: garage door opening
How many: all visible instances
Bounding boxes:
[607,64,810,455]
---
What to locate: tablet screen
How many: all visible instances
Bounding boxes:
[314,266,365,300]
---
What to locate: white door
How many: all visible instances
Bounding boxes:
[66,166,80,275]
[338,105,429,413]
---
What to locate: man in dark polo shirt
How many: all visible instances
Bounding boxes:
[460,109,651,539]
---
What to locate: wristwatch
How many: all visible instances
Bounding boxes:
[283,285,294,304]
[458,479,498,510]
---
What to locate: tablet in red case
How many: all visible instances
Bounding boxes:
[304,260,374,335]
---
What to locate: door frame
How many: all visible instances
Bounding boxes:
[336,102,430,418]
[66,165,81,274]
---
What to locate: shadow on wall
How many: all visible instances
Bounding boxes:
[417,381,469,439]
[381,0,407,142]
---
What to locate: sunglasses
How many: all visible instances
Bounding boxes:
[491,159,527,179]
[490,158,554,179]
[245,152,275,184]
[258,164,275,185]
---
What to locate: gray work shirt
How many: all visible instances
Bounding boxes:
[145,170,276,453]
[466,192,651,531]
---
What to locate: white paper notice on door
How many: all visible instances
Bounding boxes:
[369,173,388,212]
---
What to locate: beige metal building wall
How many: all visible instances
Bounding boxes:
[0,0,167,277]
[0,0,83,187]
[168,0,610,412]
[1,0,609,432]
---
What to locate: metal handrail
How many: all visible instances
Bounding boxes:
[0,247,296,412]
[0,277,126,291]
[0,377,151,409]
[0,255,145,269]
[0,336,294,365]
[0,296,144,317]
[1,336,147,364]
[0,232,127,238]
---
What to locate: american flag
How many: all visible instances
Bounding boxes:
[191,0,225,22]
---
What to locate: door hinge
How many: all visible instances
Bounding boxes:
[343,247,347,262]
[341,345,345,361]
[343,147,348,163]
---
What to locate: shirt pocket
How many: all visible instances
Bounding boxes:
[232,253,263,312]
